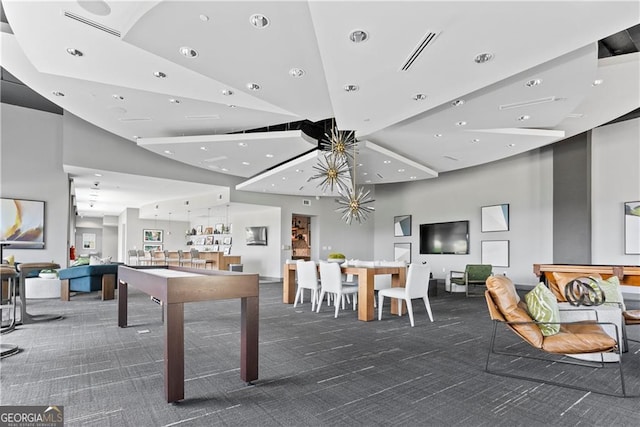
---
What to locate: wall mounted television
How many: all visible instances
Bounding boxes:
[245,226,267,246]
[1,197,45,248]
[419,220,469,254]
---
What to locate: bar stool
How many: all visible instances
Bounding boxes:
[189,249,207,269]
[1,265,20,358]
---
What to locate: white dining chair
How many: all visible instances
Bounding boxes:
[317,261,358,318]
[294,260,320,311]
[378,263,433,327]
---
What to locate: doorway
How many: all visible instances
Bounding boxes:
[291,215,311,261]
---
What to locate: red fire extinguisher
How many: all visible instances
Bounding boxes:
[70,246,76,260]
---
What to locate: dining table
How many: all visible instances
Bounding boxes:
[283,262,406,321]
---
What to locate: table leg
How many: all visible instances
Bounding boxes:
[357,269,375,321]
[61,279,70,301]
[283,266,296,304]
[102,274,115,300]
[164,302,185,403]
[240,296,259,383]
[118,280,128,328]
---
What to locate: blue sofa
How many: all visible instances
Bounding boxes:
[58,263,121,300]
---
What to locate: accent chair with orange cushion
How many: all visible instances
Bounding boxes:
[484,275,634,397]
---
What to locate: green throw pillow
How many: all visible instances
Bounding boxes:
[525,283,560,336]
[71,257,90,267]
[595,276,625,310]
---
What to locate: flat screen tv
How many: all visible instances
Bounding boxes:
[419,220,469,254]
[245,226,267,246]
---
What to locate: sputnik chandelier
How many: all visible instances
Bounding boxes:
[309,124,375,224]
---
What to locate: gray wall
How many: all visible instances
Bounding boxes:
[1,104,69,265]
[553,133,591,263]
[373,149,554,286]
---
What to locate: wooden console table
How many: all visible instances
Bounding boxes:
[534,264,640,287]
[118,265,259,403]
[283,263,406,322]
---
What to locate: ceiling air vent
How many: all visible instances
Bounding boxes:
[400,30,440,71]
[64,11,121,37]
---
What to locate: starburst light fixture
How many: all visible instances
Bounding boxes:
[309,153,351,193]
[335,185,375,225]
[323,127,357,161]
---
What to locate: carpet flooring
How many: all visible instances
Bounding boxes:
[1,281,639,426]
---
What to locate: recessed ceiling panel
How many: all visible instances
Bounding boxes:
[138,130,317,178]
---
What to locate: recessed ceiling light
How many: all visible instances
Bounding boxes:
[525,78,542,87]
[246,82,261,91]
[474,52,493,63]
[169,98,180,104]
[52,91,65,97]
[199,14,209,21]
[228,104,237,108]
[398,168,405,172]
[221,167,229,172]
[221,89,234,96]
[344,84,359,92]
[238,142,248,147]
[242,161,250,166]
[517,115,530,121]
[112,94,124,100]
[250,14,269,28]
[132,135,139,139]
[282,177,287,180]
[456,121,467,126]
[153,71,166,78]
[265,153,274,158]
[179,46,198,58]
[410,176,417,180]
[383,160,391,164]
[66,48,83,57]
[592,79,604,86]
[295,169,303,173]
[357,163,363,167]
[434,133,443,138]
[200,146,208,151]
[362,172,368,176]
[413,93,427,101]
[349,29,368,43]
[94,173,102,177]
[164,150,174,155]
[452,99,465,106]
[471,138,480,143]
[289,68,305,77]
[507,143,516,148]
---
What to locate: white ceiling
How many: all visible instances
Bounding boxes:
[1,1,639,219]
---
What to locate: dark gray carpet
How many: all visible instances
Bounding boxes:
[1,282,639,426]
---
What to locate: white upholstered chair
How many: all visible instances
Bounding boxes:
[378,263,433,327]
[294,260,320,311]
[317,261,358,318]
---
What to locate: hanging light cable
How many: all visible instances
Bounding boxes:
[335,139,375,224]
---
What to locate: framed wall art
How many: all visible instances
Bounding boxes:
[394,215,412,237]
[481,204,509,232]
[0,198,45,248]
[625,201,640,254]
[481,240,509,267]
[143,243,162,252]
[143,229,163,243]
[394,242,411,263]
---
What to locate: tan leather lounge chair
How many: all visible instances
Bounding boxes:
[484,275,635,397]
